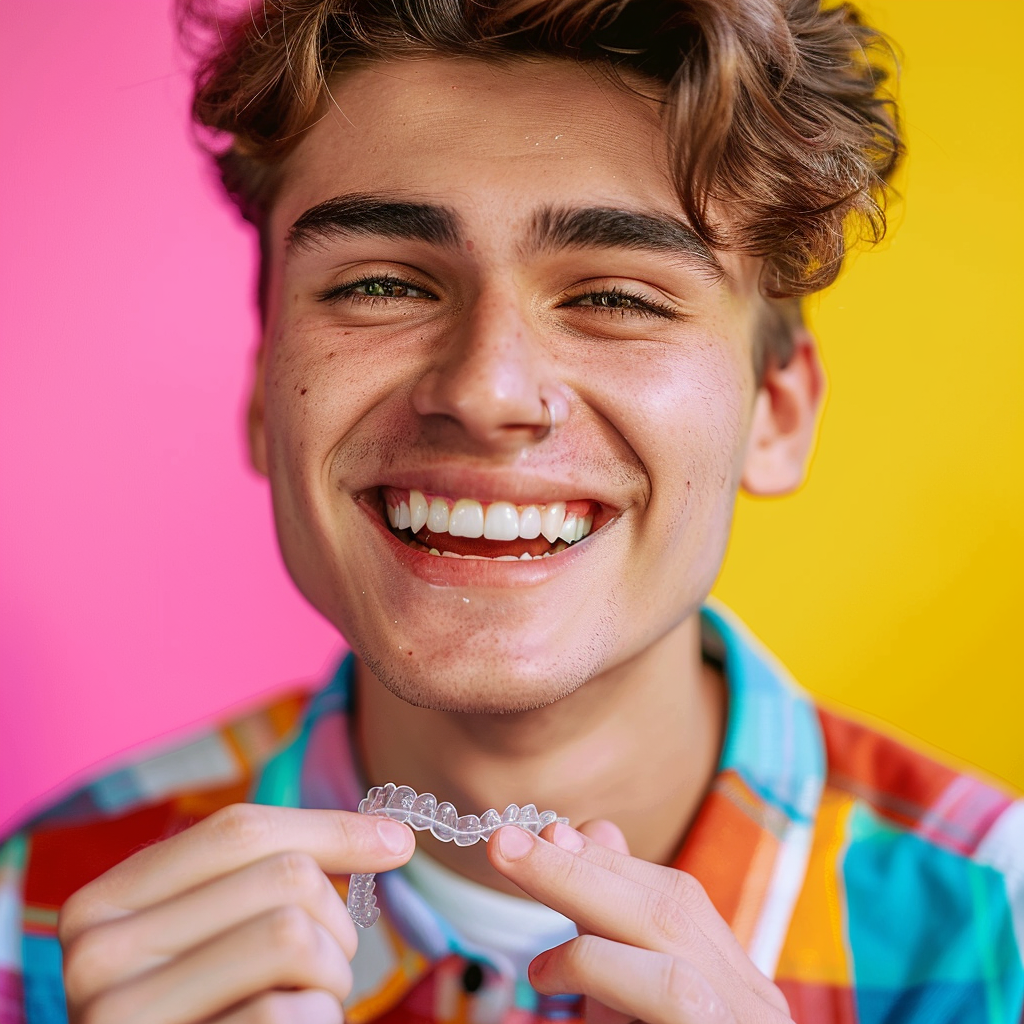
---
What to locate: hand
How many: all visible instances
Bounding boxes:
[489,819,793,1024]
[58,804,414,1024]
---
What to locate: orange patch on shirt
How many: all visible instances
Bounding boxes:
[674,772,781,941]
[775,786,855,986]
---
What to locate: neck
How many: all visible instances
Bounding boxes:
[353,613,725,896]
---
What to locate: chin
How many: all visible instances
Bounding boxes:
[358,631,611,715]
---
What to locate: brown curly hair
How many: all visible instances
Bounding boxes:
[184,0,903,307]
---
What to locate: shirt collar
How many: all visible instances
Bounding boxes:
[678,602,825,974]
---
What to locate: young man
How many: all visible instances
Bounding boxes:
[2,2,1021,1022]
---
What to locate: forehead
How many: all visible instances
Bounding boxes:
[268,55,760,296]
[273,56,674,232]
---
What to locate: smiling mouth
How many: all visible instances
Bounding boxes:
[379,487,599,560]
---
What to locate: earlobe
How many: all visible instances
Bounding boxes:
[740,329,825,496]
[247,345,269,478]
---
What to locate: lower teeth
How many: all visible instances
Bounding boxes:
[388,513,577,560]
[415,541,567,560]
[433,547,562,559]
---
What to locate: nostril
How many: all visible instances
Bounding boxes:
[408,341,562,445]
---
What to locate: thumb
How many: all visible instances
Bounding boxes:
[576,819,630,856]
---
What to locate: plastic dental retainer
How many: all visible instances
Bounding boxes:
[346,783,569,928]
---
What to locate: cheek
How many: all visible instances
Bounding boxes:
[262,314,398,473]
[660,355,751,605]
[590,333,751,503]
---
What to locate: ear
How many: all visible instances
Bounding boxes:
[741,328,825,495]
[247,344,269,477]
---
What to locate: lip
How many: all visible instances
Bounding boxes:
[355,464,624,511]
[356,494,607,586]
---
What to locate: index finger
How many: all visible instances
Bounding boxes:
[489,823,700,954]
[543,821,787,1011]
[61,804,413,939]
[488,823,779,1011]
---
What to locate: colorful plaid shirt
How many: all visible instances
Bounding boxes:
[2,605,1022,1024]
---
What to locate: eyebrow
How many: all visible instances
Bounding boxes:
[529,205,724,280]
[288,194,462,252]
[288,192,724,279]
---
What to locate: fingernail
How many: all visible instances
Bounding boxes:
[529,947,553,981]
[496,825,535,861]
[377,819,412,854]
[551,823,585,852]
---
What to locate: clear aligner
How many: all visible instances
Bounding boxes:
[346,783,569,928]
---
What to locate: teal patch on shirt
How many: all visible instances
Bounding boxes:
[22,934,65,1024]
[845,802,1023,1021]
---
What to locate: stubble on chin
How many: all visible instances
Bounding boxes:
[356,609,620,715]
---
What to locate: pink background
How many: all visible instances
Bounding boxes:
[0,2,341,831]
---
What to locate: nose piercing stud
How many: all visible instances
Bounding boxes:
[538,397,556,440]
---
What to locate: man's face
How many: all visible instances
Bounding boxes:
[253,57,769,711]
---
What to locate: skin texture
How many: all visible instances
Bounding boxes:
[60,56,821,1022]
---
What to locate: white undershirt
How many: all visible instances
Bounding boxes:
[401,846,579,978]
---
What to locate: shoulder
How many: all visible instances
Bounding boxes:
[2,686,310,927]
[1,688,312,1024]
[816,705,1021,865]
[784,705,1023,1023]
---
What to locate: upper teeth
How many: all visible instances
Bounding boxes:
[386,491,594,544]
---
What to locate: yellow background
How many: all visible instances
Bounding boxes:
[713,0,1024,792]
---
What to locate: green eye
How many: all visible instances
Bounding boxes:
[317,276,438,304]
[362,280,416,297]
[567,288,676,320]
[581,293,637,309]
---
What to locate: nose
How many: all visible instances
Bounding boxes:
[410,292,565,451]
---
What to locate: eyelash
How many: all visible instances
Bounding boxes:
[316,275,436,304]
[316,276,677,320]
[568,287,677,320]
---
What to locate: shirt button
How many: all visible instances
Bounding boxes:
[461,961,485,993]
